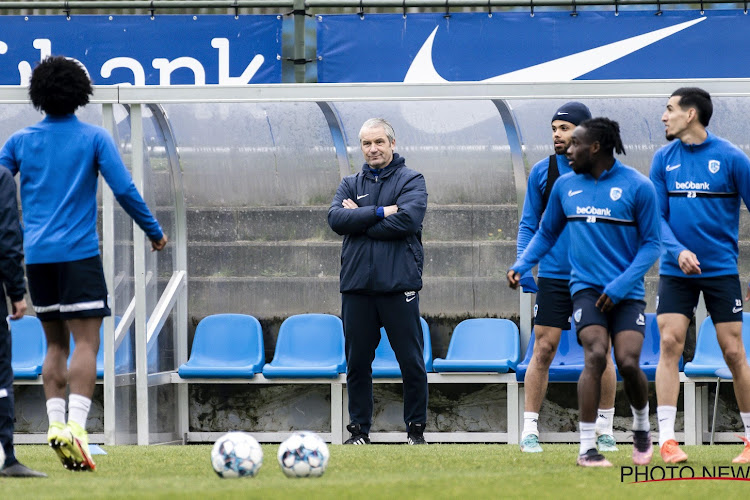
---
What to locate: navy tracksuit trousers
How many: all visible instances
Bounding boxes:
[342,292,428,435]
[0,302,16,467]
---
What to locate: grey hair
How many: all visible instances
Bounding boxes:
[359,118,395,143]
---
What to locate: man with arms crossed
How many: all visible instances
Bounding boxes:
[652,87,750,464]
[328,118,428,446]
[509,118,661,467]
[0,56,168,471]
[516,102,618,453]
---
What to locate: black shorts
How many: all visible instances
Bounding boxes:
[572,288,647,342]
[534,277,573,330]
[656,274,742,324]
[26,255,111,322]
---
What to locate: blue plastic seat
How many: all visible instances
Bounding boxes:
[432,318,520,373]
[516,314,676,382]
[262,314,345,378]
[516,323,583,382]
[683,313,750,442]
[69,316,133,378]
[178,314,264,379]
[372,318,432,378]
[684,313,750,379]
[614,313,682,381]
[10,316,46,380]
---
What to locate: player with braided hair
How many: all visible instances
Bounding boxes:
[509,117,661,467]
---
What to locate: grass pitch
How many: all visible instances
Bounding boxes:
[3,443,750,499]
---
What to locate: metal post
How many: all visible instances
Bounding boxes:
[293,0,306,83]
[130,104,150,445]
[101,103,117,445]
[493,99,532,354]
[146,104,189,443]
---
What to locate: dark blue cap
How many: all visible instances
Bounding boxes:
[552,102,592,126]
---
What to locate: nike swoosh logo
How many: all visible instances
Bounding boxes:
[666,164,681,171]
[568,190,583,197]
[406,296,416,303]
[404,18,705,83]
[557,112,569,115]
[733,306,743,313]
[357,194,369,200]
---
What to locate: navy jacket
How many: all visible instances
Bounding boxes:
[328,154,427,294]
[0,167,25,304]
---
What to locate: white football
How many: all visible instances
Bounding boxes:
[211,431,263,478]
[277,431,330,478]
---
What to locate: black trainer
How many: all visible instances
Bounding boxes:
[407,422,427,445]
[344,423,371,445]
[0,461,48,477]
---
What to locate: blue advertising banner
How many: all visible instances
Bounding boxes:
[317,11,749,83]
[0,15,281,85]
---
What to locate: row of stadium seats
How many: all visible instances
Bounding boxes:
[12,312,750,383]
[177,314,521,379]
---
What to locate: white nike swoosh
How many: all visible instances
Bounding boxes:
[357,194,369,200]
[568,190,583,196]
[557,112,569,115]
[404,18,705,83]
[733,306,743,313]
[666,164,681,171]
[406,296,416,303]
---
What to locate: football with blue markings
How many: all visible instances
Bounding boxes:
[210,431,263,478]
[277,431,330,478]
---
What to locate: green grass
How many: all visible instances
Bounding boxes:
[4,443,750,499]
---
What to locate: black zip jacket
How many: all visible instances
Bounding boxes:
[328,154,427,294]
[0,167,25,303]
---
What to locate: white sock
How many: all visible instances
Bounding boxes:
[595,408,615,436]
[522,412,540,439]
[46,397,66,425]
[741,412,750,440]
[657,405,677,446]
[631,403,650,432]
[67,394,92,429]
[579,422,596,455]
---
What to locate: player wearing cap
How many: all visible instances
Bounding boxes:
[516,103,618,454]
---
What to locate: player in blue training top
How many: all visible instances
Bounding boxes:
[508,118,661,467]
[651,87,750,465]
[0,56,168,472]
[516,102,618,454]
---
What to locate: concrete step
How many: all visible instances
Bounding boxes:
[179,240,516,278]
[155,204,520,243]
[185,276,667,320]
[154,239,750,280]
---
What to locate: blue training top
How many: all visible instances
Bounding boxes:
[650,131,750,278]
[0,114,164,264]
[517,154,572,280]
[511,159,661,303]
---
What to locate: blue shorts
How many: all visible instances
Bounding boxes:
[656,274,742,324]
[534,277,572,330]
[26,255,111,322]
[572,288,647,342]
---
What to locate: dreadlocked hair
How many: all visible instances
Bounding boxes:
[579,117,626,156]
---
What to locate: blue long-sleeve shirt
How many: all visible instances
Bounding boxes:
[511,160,661,304]
[517,154,572,280]
[0,114,163,264]
[650,131,750,277]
